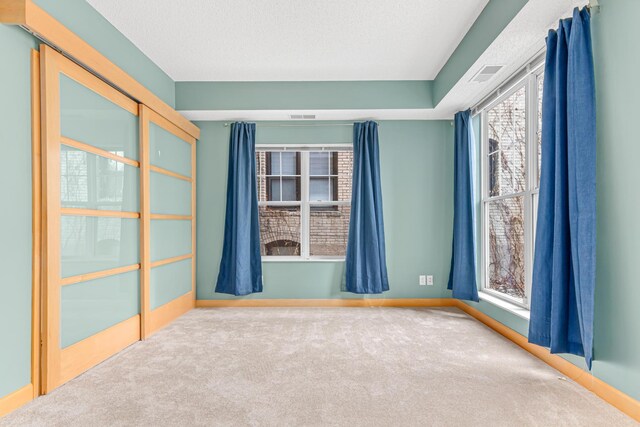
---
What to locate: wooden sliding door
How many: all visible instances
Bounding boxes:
[140,106,196,338]
[40,44,196,393]
[40,45,142,392]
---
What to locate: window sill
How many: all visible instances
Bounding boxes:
[478,291,530,320]
[262,257,345,263]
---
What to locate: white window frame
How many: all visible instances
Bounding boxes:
[478,61,545,310]
[257,144,352,262]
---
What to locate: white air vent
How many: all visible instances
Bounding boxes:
[289,114,316,120]
[470,65,503,83]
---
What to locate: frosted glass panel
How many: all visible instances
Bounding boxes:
[61,145,139,212]
[150,259,192,310]
[150,220,192,262]
[61,270,139,348]
[61,216,139,278]
[149,123,191,177]
[60,75,138,160]
[150,171,191,215]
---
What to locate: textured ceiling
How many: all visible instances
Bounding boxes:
[87,0,489,81]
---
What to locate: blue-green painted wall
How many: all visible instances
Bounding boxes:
[196,121,454,300]
[176,81,433,110]
[33,0,175,107]
[0,25,38,399]
[464,0,640,401]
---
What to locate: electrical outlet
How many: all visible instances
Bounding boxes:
[419,275,427,286]
[427,275,434,286]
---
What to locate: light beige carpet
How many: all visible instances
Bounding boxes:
[2,307,635,426]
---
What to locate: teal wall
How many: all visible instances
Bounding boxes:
[176,81,433,110]
[196,121,454,300]
[463,0,640,401]
[0,25,38,398]
[33,0,175,107]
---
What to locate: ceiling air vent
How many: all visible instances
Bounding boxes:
[470,65,503,83]
[289,114,316,120]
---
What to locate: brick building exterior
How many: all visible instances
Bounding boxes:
[255,150,353,257]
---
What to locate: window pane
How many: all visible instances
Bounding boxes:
[259,206,301,256]
[310,152,330,175]
[60,75,138,160]
[61,145,139,212]
[487,197,525,302]
[150,258,192,310]
[309,205,350,256]
[268,177,280,201]
[61,270,139,348]
[310,177,331,201]
[280,152,297,175]
[281,177,298,201]
[269,152,281,175]
[61,216,139,278]
[487,87,526,196]
[536,73,544,187]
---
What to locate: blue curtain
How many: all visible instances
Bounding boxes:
[215,122,263,296]
[345,121,389,294]
[529,8,596,368]
[448,110,479,302]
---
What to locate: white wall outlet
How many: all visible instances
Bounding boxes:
[427,275,434,286]
[419,275,427,286]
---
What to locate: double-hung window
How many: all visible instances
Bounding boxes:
[480,59,544,308]
[256,146,353,260]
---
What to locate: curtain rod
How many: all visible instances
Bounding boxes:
[222,122,380,128]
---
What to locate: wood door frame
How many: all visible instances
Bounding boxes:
[39,44,142,393]
[140,105,196,339]
[30,48,42,400]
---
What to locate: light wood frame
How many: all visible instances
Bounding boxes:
[31,47,41,402]
[0,0,199,139]
[140,105,196,339]
[40,45,142,393]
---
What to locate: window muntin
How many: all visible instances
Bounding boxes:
[256,147,352,259]
[481,66,544,308]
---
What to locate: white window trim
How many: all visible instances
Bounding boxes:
[478,61,545,311]
[257,144,352,261]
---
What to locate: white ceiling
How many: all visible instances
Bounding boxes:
[178,0,585,121]
[437,0,585,116]
[87,0,489,82]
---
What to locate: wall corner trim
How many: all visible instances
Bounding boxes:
[456,301,640,422]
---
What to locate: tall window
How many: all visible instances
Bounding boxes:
[481,64,544,308]
[256,146,353,259]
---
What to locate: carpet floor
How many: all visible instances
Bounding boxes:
[1,307,635,426]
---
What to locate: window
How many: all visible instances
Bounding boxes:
[480,63,544,308]
[256,146,353,259]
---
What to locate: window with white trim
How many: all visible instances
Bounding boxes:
[480,63,544,308]
[256,146,353,260]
